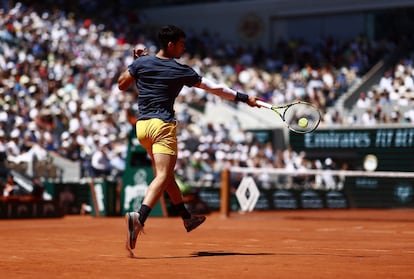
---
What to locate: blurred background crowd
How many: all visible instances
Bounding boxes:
[1,1,413,196]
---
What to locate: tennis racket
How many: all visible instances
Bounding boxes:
[256,100,321,133]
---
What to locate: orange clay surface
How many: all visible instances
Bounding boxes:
[1,209,414,279]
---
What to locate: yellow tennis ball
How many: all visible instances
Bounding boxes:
[298,117,308,128]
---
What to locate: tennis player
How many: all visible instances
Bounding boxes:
[118,25,259,256]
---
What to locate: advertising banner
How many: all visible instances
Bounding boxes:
[290,127,414,171]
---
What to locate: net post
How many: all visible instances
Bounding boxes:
[220,168,230,218]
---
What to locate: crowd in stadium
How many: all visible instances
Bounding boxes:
[352,62,414,125]
[0,2,413,192]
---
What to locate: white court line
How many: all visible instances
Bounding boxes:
[316,228,341,232]
[325,248,391,253]
[353,230,397,234]
[330,248,414,255]
[316,228,400,234]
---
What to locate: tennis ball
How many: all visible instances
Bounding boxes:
[298,117,308,128]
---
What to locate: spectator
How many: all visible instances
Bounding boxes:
[360,107,377,125]
[90,137,112,177]
[6,129,21,156]
[356,92,371,108]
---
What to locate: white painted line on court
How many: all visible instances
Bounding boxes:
[315,228,340,232]
[328,248,391,253]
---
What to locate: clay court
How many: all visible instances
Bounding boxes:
[1,209,413,279]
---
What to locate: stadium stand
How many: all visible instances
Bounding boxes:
[0,0,413,198]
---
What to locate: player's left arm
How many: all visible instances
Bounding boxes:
[118,45,148,91]
[133,45,148,59]
[117,69,135,91]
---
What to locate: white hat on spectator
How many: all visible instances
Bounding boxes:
[51,105,62,115]
[99,137,110,147]
[178,142,185,150]
[215,150,225,160]
[43,131,52,142]
[0,111,7,122]
[10,129,20,138]
[61,131,70,140]
[69,118,80,133]
[100,127,109,136]
[182,150,191,158]
[238,70,251,84]
[86,80,98,91]
[193,151,201,159]
[68,100,78,114]
[106,107,114,114]
[108,133,116,142]
[93,134,100,142]
[76,134,86,146]
[19,75,30,84]
[57,88,66,97]
[81,99,95,110]
[15,116,24,126]
[62,140,70,148]
[29,107,39,119]
[28,121,37,131]
[28,85,37,94]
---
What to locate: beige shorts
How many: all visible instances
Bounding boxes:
[136,118,177,156]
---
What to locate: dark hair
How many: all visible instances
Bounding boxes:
[158,25,186,50]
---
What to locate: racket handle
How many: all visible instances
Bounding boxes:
[256,100,273,109]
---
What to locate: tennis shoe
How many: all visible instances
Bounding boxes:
[184,215,206,232]
[125,212,144,255]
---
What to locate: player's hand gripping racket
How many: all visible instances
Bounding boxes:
[256,100,321,133]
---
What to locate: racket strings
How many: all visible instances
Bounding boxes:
[283,103,321,133]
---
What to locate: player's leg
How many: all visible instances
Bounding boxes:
[144,147,192,222]
[126,119,177,254]
[136,119,178,223]
[141,119,206,232]
[165,180,206,232]
[139,152,176,215]
[125,119,157,255]
[125,152,175,255]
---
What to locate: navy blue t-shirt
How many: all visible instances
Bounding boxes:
[128,56,202,122]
